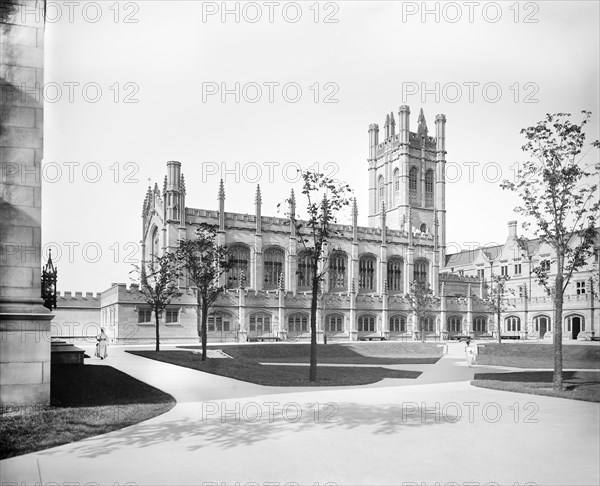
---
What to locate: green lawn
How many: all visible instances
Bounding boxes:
[476,343,600,369]
[128,350,422,386]
[0,364,175,459]
[181,342,443,362]
[472,370,600,402]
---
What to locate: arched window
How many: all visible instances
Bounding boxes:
[448,316,462,332]
[420,223,428,233]
[297,251,316,289]
[151,226,159,263]
[473,316,487,332]
[378,175,385,202]
[228,245,250,287]
[414,258,429,284]
[359,255,376,291]
[409,166,418,203]
[387,257,404,293]
[288,313,309,333]
[358,314,376,332]
[208,312,232,333]
[505,316,521,332]
[326,314,344,333]
[393,169,400,204]
[249,313,271,333]
[425,169,434,206]
[420,316,435,332]
[329,251,347,291]
[389,314,406,332]
[264,247,284,289]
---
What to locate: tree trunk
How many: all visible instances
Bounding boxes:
[309,276,319,382]
[497,294,502,344]
[553,266,564,391]
[155,307,161,352]
[420,318,425,343]
[201,296,209,362]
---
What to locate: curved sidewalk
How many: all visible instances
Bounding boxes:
[1,344,598,486]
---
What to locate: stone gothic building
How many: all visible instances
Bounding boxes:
[50,106,599,344]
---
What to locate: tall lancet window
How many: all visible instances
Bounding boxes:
[264,247,284,289]
[297,251,316,290]
[228,244,250,287]
[329,251,348,291]
[414,258,429,284]
[409,167,418,204]
[378,175,385,202]
[393,169,400,205]
[387,257,404,293]
[425,169,434,207]
[358,255,376,292]
[151,227,160,263]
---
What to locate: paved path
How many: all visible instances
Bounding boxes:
[2,343,599,486]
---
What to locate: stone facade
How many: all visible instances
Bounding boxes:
[49,106,599,345]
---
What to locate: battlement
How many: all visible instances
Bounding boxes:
[440,273,481,283]
[57,291,101,308]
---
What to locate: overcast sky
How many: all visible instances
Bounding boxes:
[40,0,599,292]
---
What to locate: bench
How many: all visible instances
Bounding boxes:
[247,336,282,343]
[501,335,520,340]
[448,335,471,342]
[358,336,386,341]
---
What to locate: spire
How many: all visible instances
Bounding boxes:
[289,188,296,217]
[218,179,225,231]
[180,174,186,195]
[389,112,395,135]
[417,108,428,137]
[255,185,262,235]
[380,201,387,245]
[351,197,358,242]
[255,185,262,206]
[162,175,167,196]
[218,179,225,201]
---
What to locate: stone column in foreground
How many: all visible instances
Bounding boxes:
[0,0,52,405]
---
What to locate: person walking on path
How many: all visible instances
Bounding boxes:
[95,328,109,359]
[465,339,476,367]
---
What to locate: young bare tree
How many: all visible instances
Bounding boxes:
[501,111,600,390]
[176,223,232,361]
[280,170,352,382]
[406,280,440,343]
[482,274,514,344]
[131,252,183,351]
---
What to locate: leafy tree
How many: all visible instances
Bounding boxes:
[501,111,599,390]
[482,274,514,344]
[176,223,232,361]
[130,252,183,351]
[281,171,352,381]
[406,280,440,342]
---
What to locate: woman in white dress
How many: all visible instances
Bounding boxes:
[465,339,476,367]
[95,328,108,359]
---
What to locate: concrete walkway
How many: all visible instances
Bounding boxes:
[1,343,599,486]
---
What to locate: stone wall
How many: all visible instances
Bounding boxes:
[0,0,52,405]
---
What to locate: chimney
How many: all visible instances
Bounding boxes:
[508,220,518,239]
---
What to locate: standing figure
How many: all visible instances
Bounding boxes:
[465,339,476,367]
[95,328,109,360]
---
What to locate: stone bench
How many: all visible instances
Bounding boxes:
[358,335,386,341]
[51,340,86,364]
[247,336,282,343]
[501,335,521,340]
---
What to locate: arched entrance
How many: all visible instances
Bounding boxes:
[565,315,584,340]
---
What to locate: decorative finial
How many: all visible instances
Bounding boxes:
[218,179,225,200]
[162,175,167,195]
[278,272,285,291]
[255,185,262,205]
[180,174,186,195]
[238,271,246,289]
[289,189,296,215]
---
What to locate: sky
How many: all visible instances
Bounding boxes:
[40,0,600,292]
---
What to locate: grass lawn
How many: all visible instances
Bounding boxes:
[128,350,422,386]
[472,370,600,402]
[181,342,442,363]
[476,343,600,369]
[0,364,175,459]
